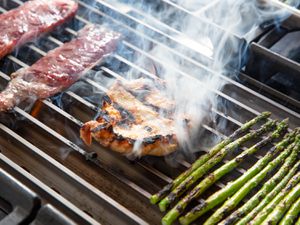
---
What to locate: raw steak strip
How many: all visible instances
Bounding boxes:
[0,24,120,111]
[0,0,78,59]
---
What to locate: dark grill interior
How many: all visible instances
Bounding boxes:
[0,0,299,224]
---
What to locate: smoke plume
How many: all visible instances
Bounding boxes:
[110,0,296,157]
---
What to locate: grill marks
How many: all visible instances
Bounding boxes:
[124,78,175,114]
[80,79,178,156]
[0,0,78,59]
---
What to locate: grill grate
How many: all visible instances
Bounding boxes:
[0,0,299,224]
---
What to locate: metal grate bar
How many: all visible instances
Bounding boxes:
[0,124,147,225]
[0,153,100,225]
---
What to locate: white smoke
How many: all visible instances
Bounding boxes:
[114,0,297,156]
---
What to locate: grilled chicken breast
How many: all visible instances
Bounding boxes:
[80,79,178,156]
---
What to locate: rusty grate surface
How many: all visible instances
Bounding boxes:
[0,0,299,224]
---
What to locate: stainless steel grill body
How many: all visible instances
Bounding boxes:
[0,0,299,224]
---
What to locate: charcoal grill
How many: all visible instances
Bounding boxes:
[0,0,299,224]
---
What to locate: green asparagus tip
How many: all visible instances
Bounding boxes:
[150,194,159,204]
[262,111,271,117]
[282,118,289,123]
[159,199,169,212]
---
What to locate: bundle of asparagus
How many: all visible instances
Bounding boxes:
[150,112,272,205]
[150,112,300,225]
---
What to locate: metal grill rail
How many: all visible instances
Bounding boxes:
[0,0,299,224]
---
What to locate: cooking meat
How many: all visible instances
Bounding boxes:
[0,0,78,59]
[0,24,120,111]
[123,78,175,113]
[80,79,178,156]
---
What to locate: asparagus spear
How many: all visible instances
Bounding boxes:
[220,160,300,225]
[261,182,300,225]
[249,171,300,225]
[203,137,300,225]
[236,171,300,225]
[159,119,276,212]
[150,112,271,204]
[177,131,297,225]
[279,196,300,225]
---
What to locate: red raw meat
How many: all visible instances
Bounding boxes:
[0,24,120,111]
[0,0,78,59]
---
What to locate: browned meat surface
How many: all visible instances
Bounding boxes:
[123,78,175,113]
[80,79,178,156]
[0,0,78,59]
[0,24,120,111]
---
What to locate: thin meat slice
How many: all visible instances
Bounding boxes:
[0,0,78,59]
[80,80,178,156]
[0,24,120,111]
